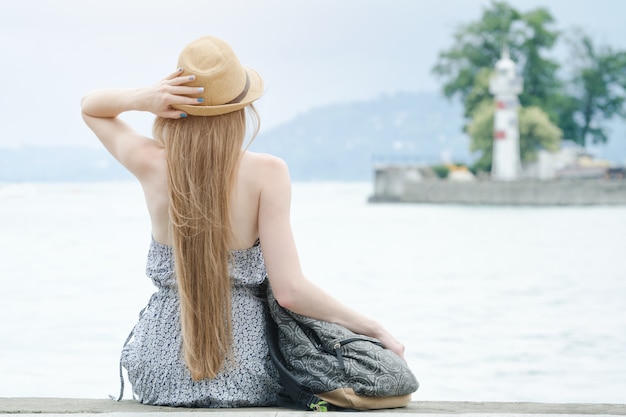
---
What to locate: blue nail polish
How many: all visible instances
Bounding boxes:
[180,113,187,118]
[177,67,183,72]
[188,75,195,81]
[197,87,204,92]
[197,98,204,103]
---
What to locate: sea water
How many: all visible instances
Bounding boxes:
[0,181,625,403]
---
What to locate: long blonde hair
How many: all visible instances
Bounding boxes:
[153,107,257,380]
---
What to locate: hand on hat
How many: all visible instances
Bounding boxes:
[139,69,204,119]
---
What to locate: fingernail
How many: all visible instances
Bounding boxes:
[197,87,204,92]
[177,67,183,72]
[188,75,195,81]
[180,113,187,118]
[197,98,204,103]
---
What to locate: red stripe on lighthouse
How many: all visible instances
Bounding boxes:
[495,130,507,140]
[496,101,506,109]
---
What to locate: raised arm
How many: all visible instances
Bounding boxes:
[80,69,201,177]
[258,157,405,358]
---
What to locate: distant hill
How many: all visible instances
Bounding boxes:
[250,91,470,180]
[0,146,132,182]
[1,91,624,182]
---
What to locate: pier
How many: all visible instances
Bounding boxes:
[369,165,626,205]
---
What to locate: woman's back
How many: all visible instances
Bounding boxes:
[143,149,275,251]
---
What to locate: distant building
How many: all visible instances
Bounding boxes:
[523,140,611,180]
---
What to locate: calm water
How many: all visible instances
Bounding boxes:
[0,181,625,403]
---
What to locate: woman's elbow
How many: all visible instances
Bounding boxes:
[270,282,302,311]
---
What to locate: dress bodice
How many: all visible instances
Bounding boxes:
[120,237,281,407]
[146,238,267,290]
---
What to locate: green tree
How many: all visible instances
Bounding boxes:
[433,0,626,163]
[467,101,562,172]
[560,32,626,146]
[432,1,561,121]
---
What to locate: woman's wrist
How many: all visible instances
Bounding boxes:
[368,320,386,340]
[126,87,149,113]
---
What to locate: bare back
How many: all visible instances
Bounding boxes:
[141,147,269,251]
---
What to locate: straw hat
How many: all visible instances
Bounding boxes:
[173,36,264,116]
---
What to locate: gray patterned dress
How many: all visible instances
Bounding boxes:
[120,237,282,407]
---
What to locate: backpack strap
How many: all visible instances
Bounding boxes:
[263,282,344,412]
[266,313,326,410]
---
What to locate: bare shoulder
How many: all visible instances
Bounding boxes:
[241,152,290,182]
[243,151,288,169]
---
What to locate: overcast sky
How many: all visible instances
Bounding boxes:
[1,0,625,148]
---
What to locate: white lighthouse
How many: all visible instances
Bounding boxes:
[489,49,523,180]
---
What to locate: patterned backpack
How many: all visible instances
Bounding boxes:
[265,285,419,411]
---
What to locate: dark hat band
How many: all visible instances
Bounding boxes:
[225,73,250,105]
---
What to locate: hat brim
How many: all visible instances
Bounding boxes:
[173,68,264,116]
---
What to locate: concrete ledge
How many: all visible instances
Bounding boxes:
[1,398,625,415]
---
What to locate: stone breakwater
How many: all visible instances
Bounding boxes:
[369,169,626,205]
